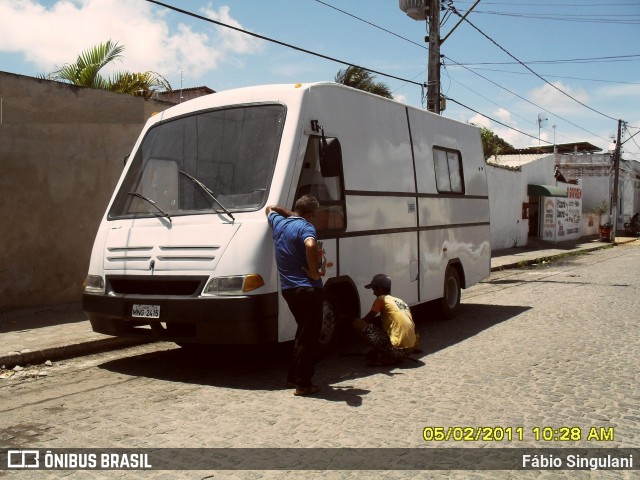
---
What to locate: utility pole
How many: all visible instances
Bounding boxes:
[426,0,441,114]
[400,0,480,114]
[610,119,623,242]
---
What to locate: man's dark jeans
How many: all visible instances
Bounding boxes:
[282,287,324,387]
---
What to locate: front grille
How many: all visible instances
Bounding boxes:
[107,276,208,296]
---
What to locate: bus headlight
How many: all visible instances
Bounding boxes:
[83,275,105,294]
[202,274,265,296]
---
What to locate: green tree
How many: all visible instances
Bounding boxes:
[478,126,513,160]
[335,66,393,99]
[43,40,170,99]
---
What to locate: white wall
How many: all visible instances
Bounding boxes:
[488,152,640,248]
[580,176,610,213]
[486,164,524,249]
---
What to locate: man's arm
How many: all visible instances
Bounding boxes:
[302,237,324,281]
[360,297,383,324]
[265,205,294,217]
[352,307,379,331]
[361,309,378,324]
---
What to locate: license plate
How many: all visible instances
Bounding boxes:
[132,304,160,319]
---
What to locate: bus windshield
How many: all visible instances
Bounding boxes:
[108,104,286,220]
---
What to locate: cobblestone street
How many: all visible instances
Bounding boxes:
[1,242,638,479]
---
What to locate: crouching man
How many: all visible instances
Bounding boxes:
[352,274,421,366]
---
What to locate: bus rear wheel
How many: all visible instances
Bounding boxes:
[440,267,461,319]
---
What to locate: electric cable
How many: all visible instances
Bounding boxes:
[311,0,626,142]
[449,5,620,122]
[453,1,639,7]
[146,0,633,155]
[443,56,611,142]
[452,54,640,66]
[471,11,640,25]
[313,0,427,50]
[446,96,552,145]
[144,0,424,87]
[462,67,640,85]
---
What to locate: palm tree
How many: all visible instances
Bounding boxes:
[43,40,171,99]
[335,66,393,99]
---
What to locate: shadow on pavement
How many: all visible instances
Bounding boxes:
[411,302,531,357]
[98,302,529,404]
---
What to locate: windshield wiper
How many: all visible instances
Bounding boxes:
[178,170,235,221]
[127,192,172,223]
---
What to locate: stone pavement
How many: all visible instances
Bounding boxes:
[1,235,637,370]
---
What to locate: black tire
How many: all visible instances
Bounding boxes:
[440,267,461,319]
[318,298,337,348]
[317,296,351,358]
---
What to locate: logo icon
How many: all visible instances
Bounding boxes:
[7,450,39,469]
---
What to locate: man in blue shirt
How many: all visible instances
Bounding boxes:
[266,194,324,396]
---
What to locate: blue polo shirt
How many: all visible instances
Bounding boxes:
[268,212,323,290]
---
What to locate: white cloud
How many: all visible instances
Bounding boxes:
[0,0,262,84]
[394,93,407,104]
[528,81,590,114]
[494,108,511,123]
[468,113,490,128]
[202,4,262,55]
[597,83,640,98]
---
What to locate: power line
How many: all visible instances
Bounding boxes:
[449,5,620,122]
[443,56,611,142]
[312,0,624,135]
[446,96,552,144]
[470,11,640,25]
[444,73,582,144]
[454,1,639,7]
[312,0,619,146]
[313,0,426,50]
[147,0,626,151]
[459,67,640,86]
[144,0,424,87]
[452,54,640,66]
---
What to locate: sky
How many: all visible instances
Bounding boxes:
[1,0,639,160]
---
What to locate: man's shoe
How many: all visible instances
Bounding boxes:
[293,385,321,396]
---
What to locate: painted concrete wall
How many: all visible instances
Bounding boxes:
[0,72,172,309]
[486,164,524,249]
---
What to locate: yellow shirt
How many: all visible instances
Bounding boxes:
[370,295,417,349]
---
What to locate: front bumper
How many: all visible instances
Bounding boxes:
[82,292,279,344]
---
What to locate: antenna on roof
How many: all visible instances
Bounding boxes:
[180,69,184,104]
[537,113,548,146]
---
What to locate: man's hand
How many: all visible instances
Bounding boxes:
[302,265,323,281]
[265,205,294,217]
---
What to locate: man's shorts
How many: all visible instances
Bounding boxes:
[361,324,411,360]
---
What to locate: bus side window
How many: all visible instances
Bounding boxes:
[433,146,465,194]
[295,136,346,233]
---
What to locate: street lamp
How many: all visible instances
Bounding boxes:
[399,0,429,20]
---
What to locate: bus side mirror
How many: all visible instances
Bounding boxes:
[320,138,342,177]
[312,119,342,177]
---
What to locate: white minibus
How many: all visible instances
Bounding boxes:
[83,82,491,348]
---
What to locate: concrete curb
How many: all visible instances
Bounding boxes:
[1,337,154,370]
[490,243,613,272]
[490,237,636,272]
